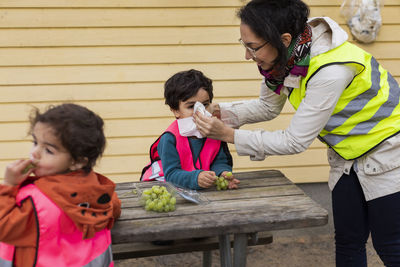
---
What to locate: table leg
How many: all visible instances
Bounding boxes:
[219,234,232,267]
[202,250,212,267]
[233,233,248,267]
[249,232,258,245]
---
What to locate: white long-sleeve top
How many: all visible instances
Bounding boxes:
[220,17,400,201]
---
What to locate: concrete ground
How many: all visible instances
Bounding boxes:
[115,183,383,267]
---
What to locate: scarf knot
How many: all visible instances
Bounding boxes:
[259,24,312,95]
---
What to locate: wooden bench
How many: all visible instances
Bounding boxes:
[112,231,272,266]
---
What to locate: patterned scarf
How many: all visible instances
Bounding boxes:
[259,24,312,95]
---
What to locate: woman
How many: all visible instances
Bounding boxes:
[194,0,400,265]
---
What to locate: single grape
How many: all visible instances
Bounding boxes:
[152,187,160,195]
[142,194,151,201]
[143,189,152,195]
[156,201,163,210]
[148,201,155,210]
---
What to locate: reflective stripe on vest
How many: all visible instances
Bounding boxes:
[141,120,222,181]
[288,41,400,160]
[0,242,14,266]
[0,258,12,267]
[0,184,113,267]
[323,58,400,146]
[83,244,113,267]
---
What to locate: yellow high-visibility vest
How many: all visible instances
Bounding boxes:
[288,42,400,160]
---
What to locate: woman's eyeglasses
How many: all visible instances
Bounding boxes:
[239,38,268,58]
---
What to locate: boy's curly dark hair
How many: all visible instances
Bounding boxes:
[29,103,106,173]
[238,0,310,74]
[164,69,213,110]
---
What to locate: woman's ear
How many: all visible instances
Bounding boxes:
[70,157,89,171]
[281,33,292,48]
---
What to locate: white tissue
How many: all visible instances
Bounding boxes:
[194,101,211,117]
[177,102,211,138]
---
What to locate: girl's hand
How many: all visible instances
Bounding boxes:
[3,159,34,186]
[193,112,235,143]
[221,171,240,189]
[198,171,217,188]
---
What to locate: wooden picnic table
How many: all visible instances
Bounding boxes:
[112,169,328,267]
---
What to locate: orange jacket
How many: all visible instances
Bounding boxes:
[0,171,121,267]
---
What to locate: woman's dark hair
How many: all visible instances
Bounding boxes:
[164,69,213,110]
[29,103,106,173]
[238,0,310,73]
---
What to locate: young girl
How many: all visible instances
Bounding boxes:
[0,103,121,267]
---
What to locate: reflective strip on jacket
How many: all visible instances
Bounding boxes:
[141,120,222,181]
[288,41,400,160]
[0,184,113,267]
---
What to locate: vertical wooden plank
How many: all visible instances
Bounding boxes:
[219,234,233,267]
[202,250,212,267]
[233,233,248,267]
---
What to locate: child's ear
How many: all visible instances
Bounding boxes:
[171,107,181,119]
[70,157,89,171]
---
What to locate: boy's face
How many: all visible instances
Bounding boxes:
[172,88,211,119]
[30,122,80,177]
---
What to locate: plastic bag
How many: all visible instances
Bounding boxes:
[340,0,383,43]
[134,181,209,205]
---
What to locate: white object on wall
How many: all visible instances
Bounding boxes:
[340,0,383,43]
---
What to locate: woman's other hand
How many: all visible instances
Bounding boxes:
[208,103,221,119]
[194,111,235,143]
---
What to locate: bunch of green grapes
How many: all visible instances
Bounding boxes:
[215,176,228,190]
[215,172,233,191]
[141,185,176,212]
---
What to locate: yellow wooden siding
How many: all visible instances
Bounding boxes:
[0,0,399,184]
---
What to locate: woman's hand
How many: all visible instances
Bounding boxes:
[208,103,221,119]
[197,171,217,188]
[220,171,240,189]
[194,111,235,143]
[3,159,34,186]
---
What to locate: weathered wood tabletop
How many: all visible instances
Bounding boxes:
[112,170,328,267]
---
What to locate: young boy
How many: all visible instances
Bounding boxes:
[141,69,239,189]
[0,103,121,267]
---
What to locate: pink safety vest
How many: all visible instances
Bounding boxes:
[141,120,222,181]
[0,184,113,267]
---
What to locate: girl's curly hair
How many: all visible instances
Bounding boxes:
[29,103,106,173]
